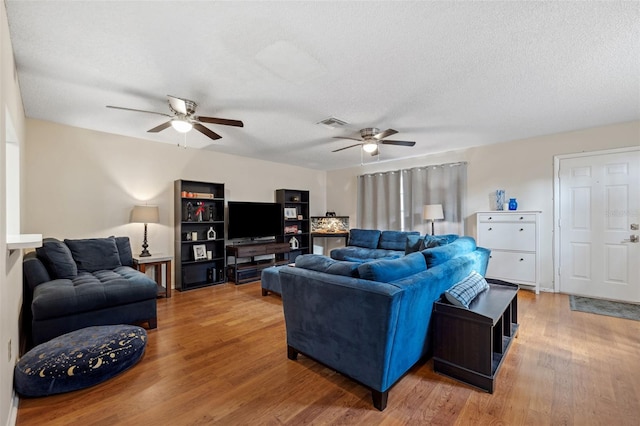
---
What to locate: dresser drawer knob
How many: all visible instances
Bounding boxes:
[519,258,524,261]
[488,217,492,220]
[519,228,524,231]
[519,217,524,220]
[488,227,492,231]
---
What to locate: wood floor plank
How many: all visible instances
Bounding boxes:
[16,282,640,425]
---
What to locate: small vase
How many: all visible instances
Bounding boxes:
[508,198,518,211]
[495,190,505,210]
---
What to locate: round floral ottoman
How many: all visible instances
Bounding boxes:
[14,325,147,397]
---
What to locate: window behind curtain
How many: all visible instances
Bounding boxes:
[357,162,467,234]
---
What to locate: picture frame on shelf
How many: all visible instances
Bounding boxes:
[193,244,207,261]
[284,224,299,234]
[284,208,297,219]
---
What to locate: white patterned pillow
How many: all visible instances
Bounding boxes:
[445,271,489,308]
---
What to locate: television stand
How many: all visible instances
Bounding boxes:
[226,242,291,284]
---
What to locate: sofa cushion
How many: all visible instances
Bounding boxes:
[65,237,122,272]
[114,236,134,267]
[31,267,157,320]
[348,229,382,249]
[330,246,403,262]
[422,236,477,268]
[445,270,489,308]
[378,231,420,250]
[357,251,426,282]
[295,254,360,277]
[36,238,78,279]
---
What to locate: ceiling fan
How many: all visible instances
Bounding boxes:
[332,128,415,155]
[106,95,243,141]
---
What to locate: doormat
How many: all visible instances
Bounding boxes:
[569,295,640,321]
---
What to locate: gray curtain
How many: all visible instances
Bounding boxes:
[403,162,467,235]
[357,171,402,230]
[357,162,467,234]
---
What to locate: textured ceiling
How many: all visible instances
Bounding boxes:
[6,1,640,170]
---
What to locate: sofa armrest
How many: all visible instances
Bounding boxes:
[23,252,51,290]
[279,267,404,392]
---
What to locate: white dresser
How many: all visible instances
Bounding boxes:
[476,211,541,294]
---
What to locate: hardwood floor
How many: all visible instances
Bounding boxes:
[17,282,640,425]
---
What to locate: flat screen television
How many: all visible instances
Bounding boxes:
[227,201,283,240]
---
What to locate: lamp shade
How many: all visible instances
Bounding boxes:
[130,205,159,224]
[423,204,444,220]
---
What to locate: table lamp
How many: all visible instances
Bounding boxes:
[423,204,444,235]
[130,205,159,257]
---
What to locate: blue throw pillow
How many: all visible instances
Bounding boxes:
[348,229,382,249]
[295,254,336,272]
[36,238,78,279]
[357,252,426,282]
[295,254,360,277]
[405,234,424,254]
[423,234,451,249]
[422,236,477,268]
[445,271,489,308]
[65,237,122,272]
[113,236,134,267]
[325,261,361,278]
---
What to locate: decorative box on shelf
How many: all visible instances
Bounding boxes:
[311,216,349,234]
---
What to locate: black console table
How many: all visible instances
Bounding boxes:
[433,279,519,393]
[226,242,291,284]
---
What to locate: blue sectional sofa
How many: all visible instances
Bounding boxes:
[276,235,490,410]
[23,237,158,346]
[330,228,458,261]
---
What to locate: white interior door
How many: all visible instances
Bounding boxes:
[558,148,640,302]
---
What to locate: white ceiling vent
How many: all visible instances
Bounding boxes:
[317,116,349,129]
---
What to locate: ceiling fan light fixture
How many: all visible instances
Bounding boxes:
[171,118,193,133]
[362,142,378,153]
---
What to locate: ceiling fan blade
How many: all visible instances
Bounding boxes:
[167,95,188,115]
[196,116,244,127]
[106,105,172,118]
[380,140,416,147]
[332,143,362,153]
[193,123,222,140]
[374,129,398,140]
[332,136,362,142]
[147,121,173,133]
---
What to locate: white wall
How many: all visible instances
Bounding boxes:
[327,120,640,291]
[1,1,27,425]
[24,119,327,271]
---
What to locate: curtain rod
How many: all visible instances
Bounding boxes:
[358,161,467,178]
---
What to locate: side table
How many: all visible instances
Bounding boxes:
[133,254,172,298]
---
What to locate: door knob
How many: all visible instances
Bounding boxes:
[622,235,639,243]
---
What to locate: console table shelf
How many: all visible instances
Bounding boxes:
[433,279,519,393]
[227,242,291,284]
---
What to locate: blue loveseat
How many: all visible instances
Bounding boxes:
[277,236,489,410]
[23,237,158,346]
[329,228,458,261]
